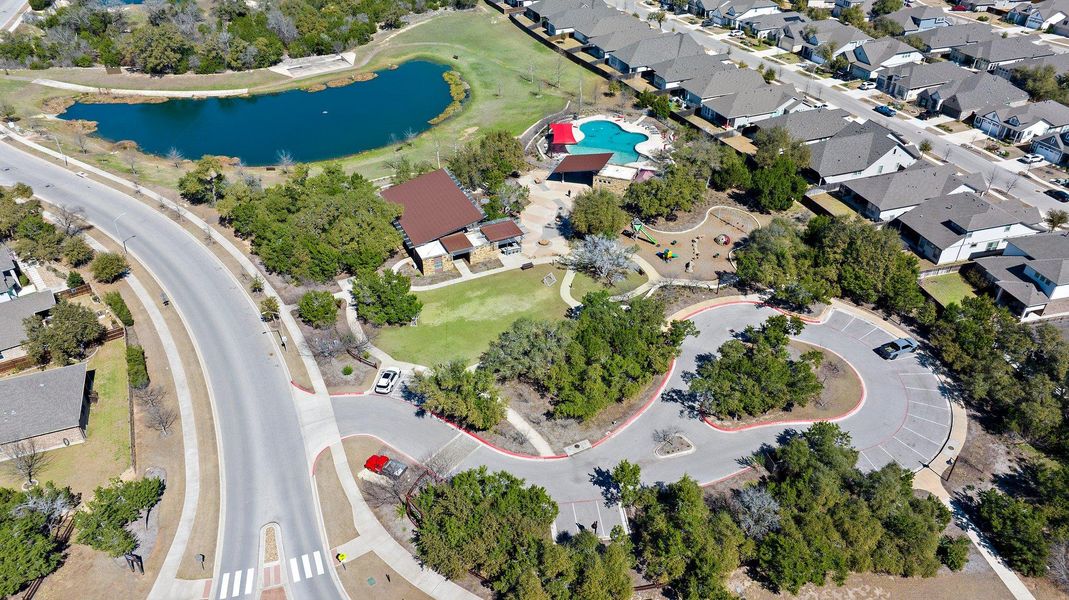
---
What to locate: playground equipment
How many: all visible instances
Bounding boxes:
[631,219,658,246]
[714,233,731,246]
[658,248,678,262]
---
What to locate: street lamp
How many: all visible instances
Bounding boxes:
[50,133,67,167]
[113,212,136,254]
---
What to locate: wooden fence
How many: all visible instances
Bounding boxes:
[56,283,92,299]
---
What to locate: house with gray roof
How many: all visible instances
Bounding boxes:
[1031,129,1069,164]
[846,37,924,80]
[975,99,1069,143]
[839,162,987,221]
[950,36,1054,71]
[893,192,1042,265]
[570,14,650,44]
[681,67,766,107]
[876,61,973,100]
[807,120,920,185]
[649,53,734,90]
[525,0,605,23]
[744,108,852,144]
[740,11,808,41]
[917,72,1029,119]
[698,0,781,27]
[777,20,873,64]
[0,362,88,450]
[994,52,1069,81]
[879,5,953,34]
[1007,0,1069,31]
[586,26,664,59]
[699,85,800,128]
[0,291,56,359]
[958,0,1028,11]
[607,33,705,76]
[832,0,875,18]
[0,245,21,303]
[909,23,995,56]
[543,6,627,36]
[975,233,1069,320]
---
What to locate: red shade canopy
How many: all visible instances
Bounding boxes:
[550,122,577,145]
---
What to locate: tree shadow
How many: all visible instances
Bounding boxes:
[589,466,620,506]
[660,387,704,420]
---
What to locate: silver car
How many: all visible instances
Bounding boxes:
[374,368,400,394]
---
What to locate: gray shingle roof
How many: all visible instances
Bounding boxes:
[701,85,795,118]
[849,38,918,68]
[975,232,1069,306]
[683,67,766,100]
[911,23,995,51]
[0,292,56,352]
[528,0,606,18]
[588,26,664,53]
[610,32,704,69]
[955,36,1053,63]
[881,5,949,30]
[572,13,649,38]
[0,362,86,445]
[982,100,1069,129]
[1008,233,1069,283]
[881,61,973,90]
[927,72,1029,115]
[740,10,808,31]
[1004,53,1069,76]
[748,108,851,143]
[841,163,985,211]
[894,192,1041,250]
[808,120,915,177]
[545,6,622,30]
[0,245,14,273]
[649,53,734,84]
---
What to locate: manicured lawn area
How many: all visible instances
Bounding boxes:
[569,268,648,301]
[374,265,571,366]
[0,339,131,497]
[921,272,977,308]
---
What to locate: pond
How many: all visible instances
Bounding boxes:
[59,60,454,166]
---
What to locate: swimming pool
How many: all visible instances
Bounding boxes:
[567,120,649,165]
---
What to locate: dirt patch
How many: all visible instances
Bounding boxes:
[259,588,286,600]
[327,72,378,87]
[944,408,1028,498]
[469,257,504,274]
[397,262,462,287]
[645,188,765,231]
[336,551,431,600]
[654,433,693,457]
[41,96,76,114]
[298,305,377,393]
[77,94,169,105]
[477,420,537,456]
[313,447,359,549]
[265,527,278,562]
[648,285,731,316]
[304,83,327,92]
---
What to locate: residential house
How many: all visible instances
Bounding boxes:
[525,0,604,24]
[697,0,780,27]
[649,52,734,90]
[893,192,1042,265]
[680,67,766,107]
[832,0,875,18]
[880,5,954,34]
[0,245,21,303]
[739,11,808,41]
[1006,0,1069,30]
[975,100,1069,142]
[571,14,650,44]
[877,61,974,100]
[744,107,852,144]
[586,27,665,60]
[994,52,1069,80]
[1031,129,1069,164]
[699,85,800,127]
[839,163,987,221]
[0,363,89,452]
[0,291,56,359]
[846,37,924,80]
[777,20,873,63]
[607,33,705,76]
[908,23,995,56]
[917,72,1029,119]
[974,233,1069,320]
[950,36,1054,71]
[543,6,627,36]
[807,119,920,184]
[958,0,1028,10]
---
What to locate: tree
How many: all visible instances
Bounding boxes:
[648,10,667,26]
[919,139,933,153]
[871,0,902,15]
[166,146,184,167]
[136,386,176,435]
[55,205,87,236]
[937,535,970,571]
[751,156,808,212]
[734,218,833,308]
[178,156,228,205]
[636,90,672,119]
[732,485,781,540]
[122,23,193,74]
[753,127,810,169]
[351,270,422,326]
[446,130,525,191]
[277,150,294,173]
[977,489,1050,576]
[569,189,629,238]
[2,440,50,485]
[75,478,165,556]
[1046,209,1069,231]
[90,252,128,283]
[872,15,905,37]
[479,318,570,385]
[297,290,337,328]
[1011,64,1068,102]
[411,361,505,430]
[610,459,642,507]
[710,147,752,191]
[838,4,865,27]
[259,297,280,321]
[61,235,94,267]
[0,484,68,597]
[623,163,705,219]
[561,235,636,285]
[23,300,105,365]
[66,270,85,288]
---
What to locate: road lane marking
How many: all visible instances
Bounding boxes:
[232,570,241,597]
[302,554,312,578]
[314,551,325,575]
[859,326,878,339]
[245,568,254,594]
[904,386,939,391]
[289,557,301,583]
[218,573,230,600]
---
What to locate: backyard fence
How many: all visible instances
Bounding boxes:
[56,283,92,299]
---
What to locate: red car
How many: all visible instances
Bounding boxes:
[364,454,408,479]
[951,4,968,10]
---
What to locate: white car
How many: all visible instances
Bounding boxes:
[728,29,745,37]
[1020,153,1045,164]
[374,368,401,395]
[859,81,876,90]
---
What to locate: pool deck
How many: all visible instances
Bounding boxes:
[568,114,666,169]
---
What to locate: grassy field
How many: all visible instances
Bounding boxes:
[374,265,571,366]
[1,67,289,91]
[569,268,648,301]
[921,272,977,308]
[0,340,131,497]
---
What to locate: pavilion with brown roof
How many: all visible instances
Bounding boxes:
[550,153,615,184]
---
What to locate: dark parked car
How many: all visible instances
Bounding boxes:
[1046,189,1069,203]
[874,105,897,117]
[876,338,919,360]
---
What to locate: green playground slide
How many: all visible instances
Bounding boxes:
[632,219,658,245]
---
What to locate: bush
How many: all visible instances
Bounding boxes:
[66,270,85,288]
[412,360,505,430]
[341,365,353,376]
[90,252,128,283]
[976,489,1050,576]
[259,297,280,321]
[62,236,94,267]
[351,271,422,326]
[938,535,970,571]
[569,189,629,238]
[126,345,149,389]
[297,290,338,328]
[28,0,53,10]
[103,291,134,326]
[75,478,164,557]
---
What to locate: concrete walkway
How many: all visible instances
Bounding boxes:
[30,78,249,97]
[409,255,559,291]
[505,408,556,456]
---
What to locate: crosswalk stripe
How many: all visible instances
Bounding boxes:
[232,570,242,597]
[313,551,324,575]
[302,554,312,578]
[245,568,254,594]
[289,557,301,583]
[219,572,230,600]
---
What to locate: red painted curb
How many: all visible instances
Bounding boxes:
[290,380,315,394]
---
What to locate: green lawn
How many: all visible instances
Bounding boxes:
[0,340,131,497]
[921,272,977,308]
[569,268,648,301]
[374,265,571,366]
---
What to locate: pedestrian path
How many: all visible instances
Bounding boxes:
[215,567,256,599]
[212,550,328,599]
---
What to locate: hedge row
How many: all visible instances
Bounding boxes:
[103,291,134,327]
[126,345,149,389]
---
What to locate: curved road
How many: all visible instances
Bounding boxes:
[0,143,342,600]
[333,303,953,538]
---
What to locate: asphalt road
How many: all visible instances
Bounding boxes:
[0,0,23,30]
[333,303,953,539]
[0,144,342,600]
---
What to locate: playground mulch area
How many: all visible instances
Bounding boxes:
[627,205,761,282]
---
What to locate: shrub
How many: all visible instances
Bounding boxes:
[938,535,970,571]
[75,478,164,557]
[62,236,94,267]
[297,291,338,328]
[103,291,134,326]
[28,0,53,10]
[66,270,85,288]
[126,345,149,389]
[569,189,629,238]
[341,365,353,376]
[90,252,128,283]
[351,271,422,326]
[976,489,1050,576]
[259,297,280,321]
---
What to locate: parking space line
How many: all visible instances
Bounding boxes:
[858,326,878,339]
[904,386,939,391]
[838,315,856,331]
[903,425,942,446]
[859,449,878,470]
[909,399,950,411]
[911,414,950,426]
[878,444,904,467]
[893,436,931,459]
[594,502,603,536]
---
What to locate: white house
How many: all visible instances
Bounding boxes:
[847,38,924,80]
[1006,0,1069,30]
[839,163,986,222]
[974,100,1069,143]
[893,193,1043,265]
[807,120,920,185]
[975,233,1069,320]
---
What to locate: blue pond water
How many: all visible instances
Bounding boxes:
[59,60,453,166]
[566,119,648,165]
